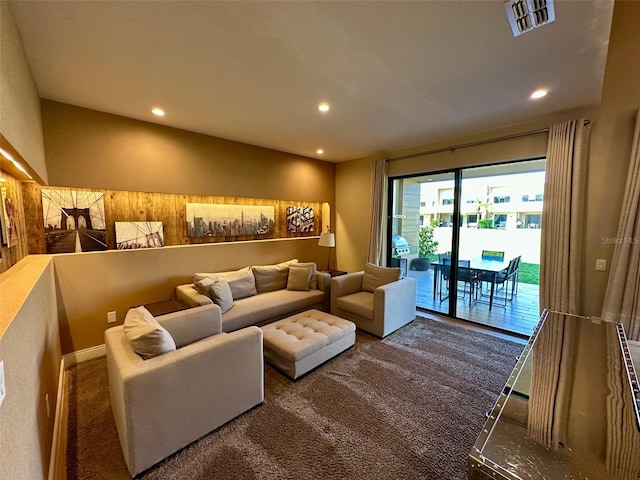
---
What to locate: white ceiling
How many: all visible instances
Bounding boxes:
[10,0,614,162]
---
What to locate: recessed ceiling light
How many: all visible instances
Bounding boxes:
[531,89,548,99]
[316,149,324,155]
[318,103,330,113]
[152,108,165,116]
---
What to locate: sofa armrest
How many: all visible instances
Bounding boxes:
[330,271,363,309]
[374,277,417,336]
[106,325,264,476]
[176,283,213,307]
[316,271,330,294]
[156,304,222,348]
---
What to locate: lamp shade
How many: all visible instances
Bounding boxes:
[318,232,335,248]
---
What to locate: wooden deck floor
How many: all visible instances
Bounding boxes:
[407,269,540,337]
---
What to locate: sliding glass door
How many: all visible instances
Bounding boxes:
[388,158,545,336]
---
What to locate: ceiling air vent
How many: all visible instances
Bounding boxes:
[505,0,555,37]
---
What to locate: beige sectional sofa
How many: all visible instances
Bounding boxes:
[175,260,331,332]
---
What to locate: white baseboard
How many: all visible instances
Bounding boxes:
[63,343,106,367]
[48,344,106,480]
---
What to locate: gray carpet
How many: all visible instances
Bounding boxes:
[66,317,524,479]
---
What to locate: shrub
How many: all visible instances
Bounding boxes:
[478,218,494,229]
[418,225,439,258]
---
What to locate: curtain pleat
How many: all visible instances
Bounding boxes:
[367,158,387,265]
[602,108,640,341]
[540,119,589,314]
[529,119,590,449]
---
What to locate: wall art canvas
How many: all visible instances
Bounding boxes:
[186,203,275,237]
[286,206,315,233]
[41,188,107,254]
[115,222,164,249]
[1,183,20,247]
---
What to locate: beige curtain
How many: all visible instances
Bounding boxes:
[539,118,590,314]
[367,158,387,265]
[529,119,590,449]
[602,108,640,341]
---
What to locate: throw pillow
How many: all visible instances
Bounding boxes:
[252,259,298,293]
[123,306,176,359]
[210,282,234,313]
[225,269,257,300]
[287,266,312,291]
[194,277,216,297]
[361,262,401,293]
[193,266,257,300]
[289,262,317,289]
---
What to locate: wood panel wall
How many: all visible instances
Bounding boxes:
[22,183,323,254]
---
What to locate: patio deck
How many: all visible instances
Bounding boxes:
[407,269,540,337]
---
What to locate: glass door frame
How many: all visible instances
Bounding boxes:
[386,157,545,324]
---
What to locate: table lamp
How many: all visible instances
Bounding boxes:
[318,227,335,271]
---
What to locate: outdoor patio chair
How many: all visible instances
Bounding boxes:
[477,256,520,309]
[440,258,479,307]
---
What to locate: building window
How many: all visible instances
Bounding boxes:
[522,193,544,202]
[442,198,454,205]
[493,195,511,203]
[420,201,426,207]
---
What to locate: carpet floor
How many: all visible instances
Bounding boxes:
[65,316,524,479]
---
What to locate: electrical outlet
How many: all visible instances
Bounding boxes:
[107,311,117,323]
[595,259,607,271]
[0,361,6,407]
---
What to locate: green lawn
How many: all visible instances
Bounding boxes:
[517,262,540,285]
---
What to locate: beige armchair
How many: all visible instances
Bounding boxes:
[330,265,417,338]
[105,304,264,477]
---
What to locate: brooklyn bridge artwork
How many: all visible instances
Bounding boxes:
[115,222,164,249]
[186,203,275,238]
[41,188,107,254]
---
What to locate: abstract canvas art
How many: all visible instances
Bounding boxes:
[186,203,275,238]
[41,188,107,253]
[115,222,164,249]
[286,206,315,233]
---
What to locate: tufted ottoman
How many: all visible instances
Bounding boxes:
[261,309,356,379]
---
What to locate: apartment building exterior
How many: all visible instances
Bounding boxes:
[419,171,545,230]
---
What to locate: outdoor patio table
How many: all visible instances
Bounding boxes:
[432,257,510,309]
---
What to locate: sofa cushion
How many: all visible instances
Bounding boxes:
[194,266,257,300]
[289,262,317,289]
[124,306,176,359]
[252,259,298,293]
[335,291,374,320]
[156,305,222,348]
[211,282,234,313]
[287,267,312,291]
[221,288,324,332]
[194,266,251,283]
[361,263,401,293]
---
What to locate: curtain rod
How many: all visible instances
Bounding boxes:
[386,119,590,162]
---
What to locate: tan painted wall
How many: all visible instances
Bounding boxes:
[335,157,373,273]
[0,256,60,480]
[41,100,335,202]
[583,0,640,317]
[0,2,47,183]
[53,237,325,353]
